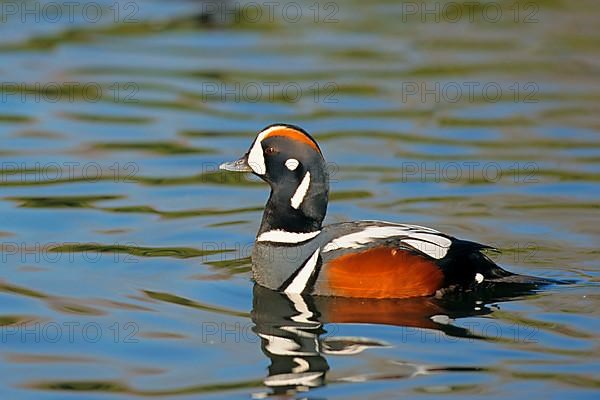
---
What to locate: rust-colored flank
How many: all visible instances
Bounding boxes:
[325,247,445,299]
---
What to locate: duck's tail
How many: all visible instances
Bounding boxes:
[440,238,565,288]
[468,250,562,286]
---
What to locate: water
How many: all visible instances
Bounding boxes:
[1,0,599,398]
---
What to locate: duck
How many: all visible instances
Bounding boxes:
[220,124,552,299]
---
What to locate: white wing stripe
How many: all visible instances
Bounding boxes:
[401,239,449,259]
[403,233,452,248]
[322,225,452,259]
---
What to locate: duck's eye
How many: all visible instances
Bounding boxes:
[264,147,276,155]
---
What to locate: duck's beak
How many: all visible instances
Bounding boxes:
[219,153,252,172]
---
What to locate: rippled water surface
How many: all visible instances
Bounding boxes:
[1,0,599,398]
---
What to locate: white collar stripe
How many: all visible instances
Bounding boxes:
[257,230,320,243]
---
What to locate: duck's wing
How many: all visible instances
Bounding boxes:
[290,221,554,298]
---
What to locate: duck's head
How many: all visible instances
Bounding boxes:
[220,124,329,235]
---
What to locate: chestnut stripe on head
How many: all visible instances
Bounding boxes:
[265,127,321,153]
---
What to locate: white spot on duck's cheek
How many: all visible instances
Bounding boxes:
[285,158,299,171]
[290,171,311,209]
[475,273,484,284]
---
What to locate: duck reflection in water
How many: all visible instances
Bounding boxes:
[251,283,542,396]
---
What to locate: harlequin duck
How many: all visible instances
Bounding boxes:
[220,124,552,299]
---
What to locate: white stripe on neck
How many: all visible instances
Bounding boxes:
[257,229,321,243]
[291,171,311,209]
